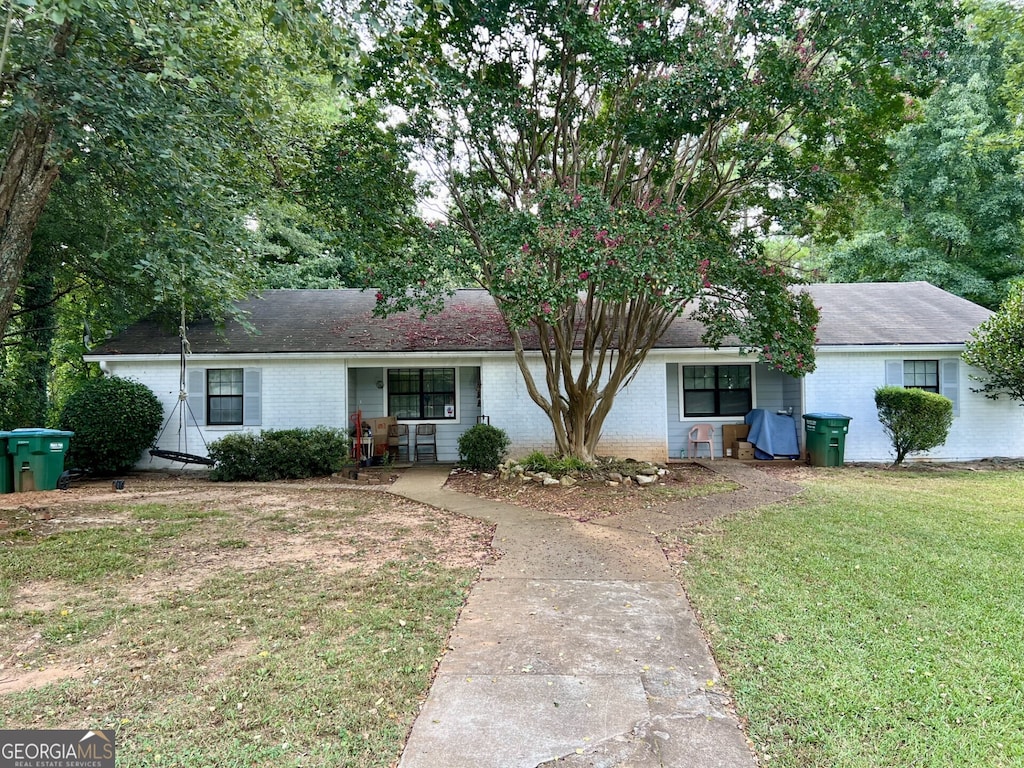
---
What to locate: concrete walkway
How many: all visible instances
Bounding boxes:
[389,460,802,768]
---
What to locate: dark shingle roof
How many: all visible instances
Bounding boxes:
[87,282,990,357]
[799,281,991,346]
[89,290,515,356]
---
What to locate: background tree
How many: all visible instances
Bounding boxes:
[256,103,422,289]
[367,0,958,460]
[0,0,361,427]
[823,2,1024,308]
[963,281,1024,403]
[0,0,352,341]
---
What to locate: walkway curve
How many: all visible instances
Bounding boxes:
[389,459,802,768]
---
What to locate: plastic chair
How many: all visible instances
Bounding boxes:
[687,423,715,459]
[388,423,409,461]
[414,424,437,462]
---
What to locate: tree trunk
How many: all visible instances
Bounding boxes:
[503,297,676,463]
[0,117,62,340]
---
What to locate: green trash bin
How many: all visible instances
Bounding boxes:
[802,413,852,467]
[7,428,74,492]
[0,431,12,494]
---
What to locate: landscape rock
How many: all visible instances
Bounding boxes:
[559,475,578,487]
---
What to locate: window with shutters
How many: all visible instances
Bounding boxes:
[207,369,244,425]
[885,358,959,417]
[188,368,260,427]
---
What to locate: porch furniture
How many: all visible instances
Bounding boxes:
[359,434,374,465]
[388,423,409,461]
[414,424,437,462]
[687,423,715,459]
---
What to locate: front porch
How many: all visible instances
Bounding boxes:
[347,364,484,463]
[666,361,804,461]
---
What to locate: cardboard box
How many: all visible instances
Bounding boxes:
[721,423,750,450]
[733,440,755,460]
[365,416,397,455]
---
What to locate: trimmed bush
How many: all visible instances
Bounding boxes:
[208,427,350,481]
[58,376,164,474]
[457,423,511,471]
[874,385,954,465]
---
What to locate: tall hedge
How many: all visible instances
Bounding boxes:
[58,376,165,474]
[874,385,954,466]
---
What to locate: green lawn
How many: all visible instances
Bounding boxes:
[674,467,1024,768]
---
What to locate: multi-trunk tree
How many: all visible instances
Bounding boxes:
[367,0,959,460]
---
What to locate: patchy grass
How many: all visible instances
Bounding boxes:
[0,478,492,768]
[670,467,1024,768]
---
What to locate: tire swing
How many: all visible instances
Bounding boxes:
[149,304,215,467]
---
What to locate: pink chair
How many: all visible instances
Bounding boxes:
[688,424,715,459]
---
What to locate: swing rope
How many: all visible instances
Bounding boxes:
[149,301,215,466]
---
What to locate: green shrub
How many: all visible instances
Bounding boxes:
[208,427,350,481]
[58,376,165,474]
[518,451,593,477]
[520,450,553,473]
[457,423,511,471]
[206,432,262,482]
[874,385,954,465]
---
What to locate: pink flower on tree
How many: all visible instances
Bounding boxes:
[579,271,590,281]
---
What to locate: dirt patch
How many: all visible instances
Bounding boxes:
[444,462,737,522]
[1,469,494,694]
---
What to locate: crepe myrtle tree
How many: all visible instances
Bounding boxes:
[375,185,819,461]
[365,0,958,461]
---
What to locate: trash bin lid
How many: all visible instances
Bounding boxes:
[802,412,852,421]
[9,428,74,436]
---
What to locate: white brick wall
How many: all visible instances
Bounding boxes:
[481,356,668,461]
[105,346,1024,469]
[105,357,349,469]
[806,351,1024,462]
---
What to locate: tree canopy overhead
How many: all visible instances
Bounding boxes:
[0,0,353,341]
[366,0,959,459]
[824,4,1024,309]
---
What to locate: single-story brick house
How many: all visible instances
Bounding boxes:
[83,281,1021,466]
